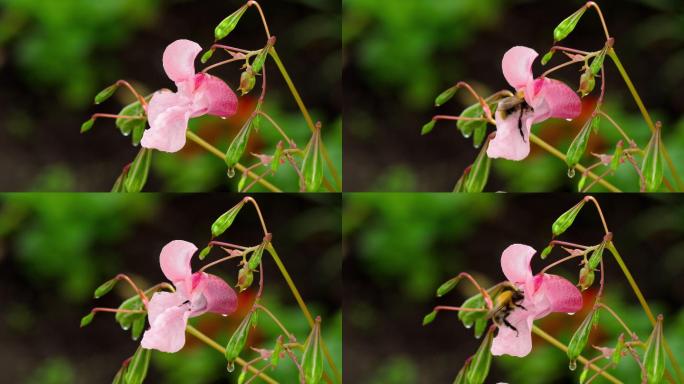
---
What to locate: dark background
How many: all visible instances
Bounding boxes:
[343,193,684,383]
[343,0,684,192]
[0,0,341,191]
[0,193,342,383]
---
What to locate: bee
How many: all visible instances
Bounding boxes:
[487,284,527,335]
[498,96,534,142]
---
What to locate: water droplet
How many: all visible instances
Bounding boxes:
[569,360,577,371]
[220,116,227,120]
[464,324,472,329]
[463,132,472,138]
[565,118,573,122]
[567,312,575,316]
[226,361,235,372]
[567,168,576,178]
[226,167,236,178]
[221,314,228,317]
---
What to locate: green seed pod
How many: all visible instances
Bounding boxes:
[237,367,247,384]
[577,173,587,192]
[553,7,587,42]
[610,141,623,172]
[452,359,470,384]
[237,264,254,292]
[465,327,494,384]
[252,37,275,74]
[591,113,601,133]
[198,245,213,261]
[225,311,254,367]
[578,265,595,291]
[422,310,438,326]
[239,69,256,95]
[271,141,284,173]
[201,49,215,64]
[131,315,145,341]
[436,276,461,297]
[421,120,436,135]
[247,243,265,271]
[94,84,119,105]
[300,316,324,384]
[434,86,457,107]
[80,312,95,327]
[124,148,152,193]
[552,200,586,237]
[541,50,555,65]
[579,68,595,97]
[237,172,248,192]
[587,242,606,270]
[458,294,487,328]
[214,4,248,41]
[579,364,589,383]
[270,336,283,368]
[541,244,554,259]
[567,309,597,362]
[590,48,607,76]
[301,126,323,192]
[81,118,95,133]
[123,346,151,384]
[94,278,119,299]
[565,118,592,169]
[611,333,625,365]
[225,120,253,169]
[641,127,664,192]
[211,200,246,238]
[464,140,491,193]
[643,315,665,384]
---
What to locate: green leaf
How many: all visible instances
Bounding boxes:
[123,346,151,384]
[567,310,597,361]
[124,148,152,192]
[115,97,150,146]
[225,120,253,170]
[458,294,487,328]
[641,127,664,192]
[211,200,246,238]
[464,140,491,192]
[94,278,118,299]
[466,327,494,384]
[434,86,457,107]
[94,84,119,105]
[115,295,145,333]
[553,6,587,42]
[300,317,324,384]
[80,312,95,327]
[301,127,323,192]
[565,118,592,168]
[214,4,248,41]
[81,118,95,133]
[552,199,586,236]
[643,316,665,384]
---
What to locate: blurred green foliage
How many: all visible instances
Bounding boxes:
[0,0,159,107]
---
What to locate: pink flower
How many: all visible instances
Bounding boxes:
[141,39,238,153]
[141,240,238,353]
[487,46,582,161]
[490,244,583,357]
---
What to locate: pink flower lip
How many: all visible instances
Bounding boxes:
[490,243,583,357]
[487,46,582,161]
[141,39,239,153]
[140,240,238,353]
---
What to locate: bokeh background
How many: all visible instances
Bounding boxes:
[0,0,341,191]
[344,193,684,383]
[0,193,342,383]
[343,0,684,191]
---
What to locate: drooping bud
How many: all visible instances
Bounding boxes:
[541,243,554,259]
[587,242,606,270]
[214,4,248,41]
[641,126,664,192]
[422,310,438,326]
[436,276,461,297]
[552,199,586,237]
[434,86,457,107]
[579,68,595,97]
[300,316,324,384]
[643,315,665,384]
[237,264,254,292]
[567,309,597,362]
[578,265,595,291]
[465,326,494,384]
[239,68,256,95]
[81,118,95,133]
[80,312,95,327]
[421,120,436,135]
[225,311,254,372]
[566,118,592,169]
[247,243,265,271]
[198,245,213,261]
[553,6,587,42]
[301,125,323,192]
[124,148,152,193]
[94,83,119,105]
[251,36,275,74]
[590,48,607,76]
[541,50,555,65]
[94,277,119,299]
[225,119,253,170]
[211,199,246,238]
[201,49,215,64]
[123,346,151,384]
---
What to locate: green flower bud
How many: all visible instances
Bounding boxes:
[239,69,256,95]
[587,242,606,270]
[198,245,213,261]
[641,126,664,192]
[565,118,592,169]
[225,119,253,170]
[237,264,254,292]
[579,68,596,97]
[421,120,436,135]
[81,118,95,133]
[541,50,555,65]
[436,277,460,297]
[643,315,665,384]
[301,126,323,192]
[214,4,248,41]
[94,278,118,299]
[567,309,597,362]
[552,200,586,237]
[225,311,254,370]
[578,265,595,291]
[124,148,152,193]
[247,243,265,271]
[201,49,215,64]
[464,140,491,193]
[590,48,606,76]
[422,310,438,326]
[94,84,119,105]
[465,327,494,384]
[123,346,151,384]
[541,244,554,259]
[80,312,95,327]
[553,7,587,42]
[300,316,324,384]
[435,86,457,107]
[211,200,246,238]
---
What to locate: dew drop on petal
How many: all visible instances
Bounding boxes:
[567,312,575,316]
[220,116,227,120]
[221,314,228,317]
[567,168,576,178]
[226,167,236,178]
[568,360,577,371]
[226,361,235,372]
[565,118,573,122]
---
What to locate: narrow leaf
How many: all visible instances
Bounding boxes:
[123,346,151,384]
[124,148,152,192]
[464,139,491,192]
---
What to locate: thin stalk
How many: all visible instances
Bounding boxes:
[596,303,637,339]
[265,243,342,383]
[185,130,282,192]
[606,242,684,381]
[255,303,296,341]
[531,326,622,384]
[529,134,622,192]
[186,324,278,384]
[607,49,683,190]
[268,47,342,190]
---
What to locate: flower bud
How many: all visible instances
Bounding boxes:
[643,315,665,384]
[587,242,605,270]
[80,312,95,327]
[211,200,246,238]
[94,84,119,105]
[641,126,663,192]
[252,37,275,74]
[124,346,151,384]
[436,277,460,297]
[579,68,595,97]
[553,7,587,42]
[201,49,215,64]
[124,148,152,193]
[567,309,597,362]
[541,50,555,65]
[434,86,457,107]
[225,311,254,371]
[466,327,494,384]
[247,243,265,271]
[464,139,491,192]
[94,278,119,299]
[566,118,592,169]
[214,4,248,41]
[237,264,254,292]
[239,68,256,95]
[199,245,213,261]
[225,120,253,170]
[590,48,607,76]
[541,243,554,259]
[578,265,595,291]
[421,120,436,135]
[301,126,323,192]
[552,200,586,237]
[300,316,323,384]
[81,118,95,134]
[422,310,437,326]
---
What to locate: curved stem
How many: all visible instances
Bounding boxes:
[255,304,296,341]
[540,254,583,274]
[257,111,295,147]
[532,326,622,384]
[595,303,637,339]
[584,195,610,234]
[268,47,342,191]
[586,1,611,40]
[185,325,278,384]
[247,0,271,39]
[598,111,634,145]
[541,57,584,78]
[265,244,342,383]
[244,196,269,236]
[607,49,683,191]
[185,130,282,192]
[529,134,622,192]
[606,242,684,381]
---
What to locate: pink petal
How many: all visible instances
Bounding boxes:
[191,73,238,118]
[527,78,581,122]
[502,46,538,90]
[141,91,192,153]
[500,244,536,284]
[487,106,534,161]
[491,308,534,357]
[196,272,238,316]
[534,274,583,317]
[146,291,187,325]
[163,39,202,83]
[140,304,190,353]
[159,240,197,284]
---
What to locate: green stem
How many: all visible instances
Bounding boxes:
[606,242,684,382]
[265,243,342,383]
[531,326,622,384]
[185,130,282,192]
[268,47,342,191]
[529,134,622,192]
[607,49,684,191]
[185,324,279,384]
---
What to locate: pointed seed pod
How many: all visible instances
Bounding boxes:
[423,310,438,326]
[541,243,554,259]
[270,336,283,368]
[465,326,494,384]
[94,278,119,299]
[566,118,592,169]
[214,4,248,41]
[80,312,95,327]
[94,84,119,104]
[587,242,606,270]
[567,309,597,362]
[201,49,215,64]
[643,315,665,384]
[211,200,246,238]
[247,243,265,271]
[435,86,457,107]
[590,48,607,76]
[225,311,254,369]
[198,245,213,261]
[81,118,95,133]
[301,125,323,192]
[552,199,586,236]
[421,120,436,135]
[541,50,555,65]
[225,119,253,170]
[554,6,587,42]
[610,141,623,172]
[641,126,664,192]
[436,276,461,297]
[611,333,625,365]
